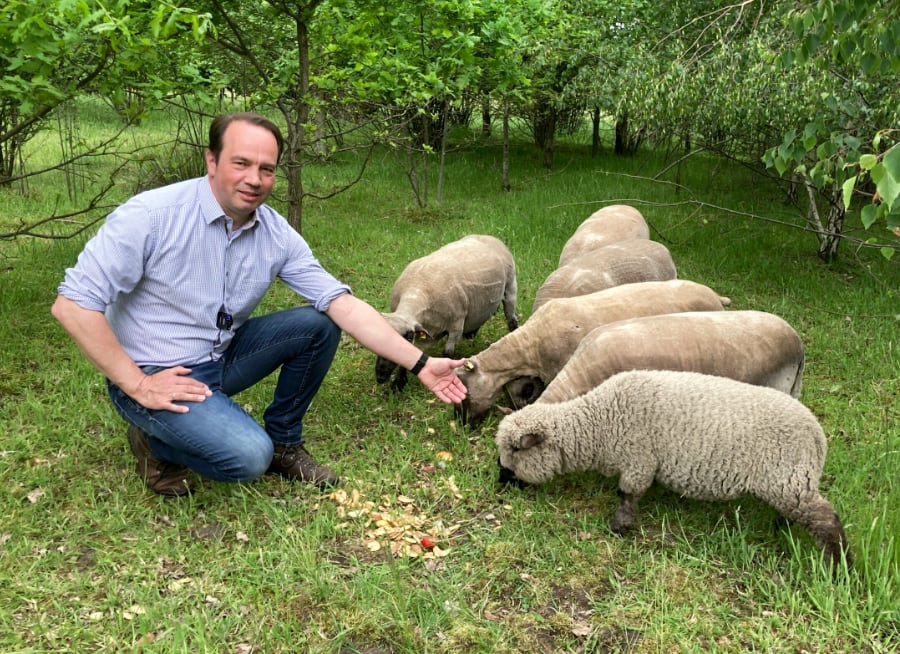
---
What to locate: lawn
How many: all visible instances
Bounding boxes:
[0,101,897,653]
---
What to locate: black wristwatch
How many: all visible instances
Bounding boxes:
[409,352,429,375]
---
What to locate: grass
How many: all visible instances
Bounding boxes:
[0,100,898,652]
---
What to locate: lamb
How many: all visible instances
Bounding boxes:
[532,239,677,312]
[524,310,805,407]
[376,234,519,392]
[454,280,730,427]
[558,204,650,266]
[496,369,852,569]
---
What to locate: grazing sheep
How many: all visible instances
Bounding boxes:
[532,240,677,312]
[526,310,805,407]
[455,280,730,427]
[558,204,650,266]
[496,369,851,569]
[377,234,519,392]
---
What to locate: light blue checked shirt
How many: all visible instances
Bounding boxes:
[58,176,351,368]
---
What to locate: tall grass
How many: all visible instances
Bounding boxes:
[0,102,897,652]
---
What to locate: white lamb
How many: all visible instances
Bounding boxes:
[377,234,519,391]
[496,369,851,569]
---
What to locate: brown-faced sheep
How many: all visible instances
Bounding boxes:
[377,234,519,392]
[496,369,851,570]
[455,280,729,427]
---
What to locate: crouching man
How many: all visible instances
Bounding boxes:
[52,112,466,497]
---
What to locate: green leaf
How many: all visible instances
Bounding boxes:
[880,247,895,261]
[859,154,878,171]
[860,203,879,229]
[883,145,900,181]
[841,175,856,210]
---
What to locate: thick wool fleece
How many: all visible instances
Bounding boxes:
[497,369,850,568]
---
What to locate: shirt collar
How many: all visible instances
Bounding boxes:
[197,176,260,231]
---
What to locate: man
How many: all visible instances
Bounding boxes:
[52,112,467,497]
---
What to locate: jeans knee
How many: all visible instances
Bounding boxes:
[216,437,274,482]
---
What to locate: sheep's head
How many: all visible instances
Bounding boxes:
[495,410,561,485]
[454,359,500,428]
[503,376,545,409]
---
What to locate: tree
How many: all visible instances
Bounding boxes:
[763,0,900,261]
[0,0,211,186]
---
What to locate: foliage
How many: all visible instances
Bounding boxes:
[1,113,898,651]
[0,0,212,183]
[763,0,900,257]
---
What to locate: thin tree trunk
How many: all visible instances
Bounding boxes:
[501,101,510,192]
[436,101,449,205]
[591,106,600,157]
[481,94,491,138]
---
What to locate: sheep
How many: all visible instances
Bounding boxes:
[524,310,805,407]
[454,279,730,427]
[532,239,677,313]
[376,234,519,392]
[496,369,852,569]
[558,204,650,267]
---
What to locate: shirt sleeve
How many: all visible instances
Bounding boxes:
[57,198,153,312]
[272,216,352,312]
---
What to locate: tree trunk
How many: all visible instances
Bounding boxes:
[615,111,628,155]
[436,101,449,205]
[501,101,510,192]
[281,19,313,233]
[481,94,491,138]
[820,188,845,262]
[591,106,601,157]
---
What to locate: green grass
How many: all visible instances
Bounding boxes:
[0,103,898,652]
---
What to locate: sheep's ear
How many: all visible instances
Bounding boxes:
[518,432,545,450]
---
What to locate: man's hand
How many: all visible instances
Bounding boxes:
[417,357,467,404]
[131,366,212,413]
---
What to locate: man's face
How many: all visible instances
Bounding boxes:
[206,120,278,224]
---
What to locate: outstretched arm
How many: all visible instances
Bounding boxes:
[325,293,467,403]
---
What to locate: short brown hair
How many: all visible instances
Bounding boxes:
[208,113,284,163]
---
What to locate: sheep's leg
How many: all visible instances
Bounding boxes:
[610,489,641,534]
[501,283,519,332]
[774,494,852,571]
[391,367,409,393]
[611,469,655,534]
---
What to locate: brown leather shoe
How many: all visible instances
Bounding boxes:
[126,425,193,497]
[267,444,338,490]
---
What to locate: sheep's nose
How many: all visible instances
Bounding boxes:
[498,462,526,488]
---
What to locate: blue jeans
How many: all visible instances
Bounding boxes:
[108,307,341,482]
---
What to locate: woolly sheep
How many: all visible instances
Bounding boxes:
[376,234,519,392]
[496,369,851,569]
[525,310,805,407]
[455,280,730,427]
[532,240,677,312]
[558,204,650,267]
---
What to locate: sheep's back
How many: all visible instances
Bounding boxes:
[538,310,805,404]
[558,205,650,266]
[533,240,676,312]
[598,370,827,499]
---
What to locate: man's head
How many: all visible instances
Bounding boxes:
[206,113,284,225]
